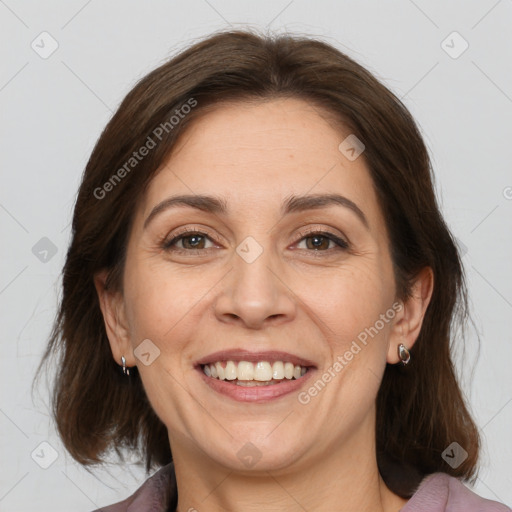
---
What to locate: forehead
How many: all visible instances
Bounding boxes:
[139,97,382,227]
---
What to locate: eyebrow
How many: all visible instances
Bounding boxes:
[143,193,369,230]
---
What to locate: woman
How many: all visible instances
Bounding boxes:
[36,29,510,511]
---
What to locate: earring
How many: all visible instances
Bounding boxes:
[397,343,410,365]
[121,355,130,376]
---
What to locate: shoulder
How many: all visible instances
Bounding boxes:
[89,462,176,512]
[402,472,511,512]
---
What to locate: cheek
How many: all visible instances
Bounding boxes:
[121,261,208,423]
[304,260,394,344]
[123,259,206,341]
[313,266,395,393]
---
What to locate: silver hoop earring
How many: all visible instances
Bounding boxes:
[397,343,410,365]
[121,355,130,376]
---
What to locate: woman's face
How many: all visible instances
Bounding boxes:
[111,98,404,472]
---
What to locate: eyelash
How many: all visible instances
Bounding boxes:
[161,227,350,255]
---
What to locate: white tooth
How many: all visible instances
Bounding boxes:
[254,361,273,381]
[215,362,225,380]
[293,365,301,379]
[203,365,211,377]
[237,361,254,380]
[272,361,285,379]
[210,363,218,378]
[284,362,294,379]
[224,360,237,380]
[301,366,307,376]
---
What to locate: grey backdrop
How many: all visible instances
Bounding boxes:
[1,1,511,510]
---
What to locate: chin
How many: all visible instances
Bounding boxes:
[206,431,311,474]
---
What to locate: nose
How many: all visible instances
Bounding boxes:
[213,245,297,330]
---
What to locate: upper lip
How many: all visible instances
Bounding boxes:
[195,349,317,368]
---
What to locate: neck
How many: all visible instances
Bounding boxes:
[170,417,408,512]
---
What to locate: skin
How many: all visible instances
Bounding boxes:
[95,97,433,512]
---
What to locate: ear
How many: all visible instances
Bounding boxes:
[387,266,434,364]
[93,269,135,367]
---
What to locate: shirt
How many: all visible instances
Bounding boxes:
[92,462,511,512]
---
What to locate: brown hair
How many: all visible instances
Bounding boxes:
[34,28,480,496]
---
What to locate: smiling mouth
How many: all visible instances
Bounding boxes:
[201,360,310,386]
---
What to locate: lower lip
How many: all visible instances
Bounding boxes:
[196,367,316,403]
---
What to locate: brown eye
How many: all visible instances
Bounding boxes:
[296,231,349,252]
[163,231,214,252]
[179,234,207,250]
[304,234,331,250]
